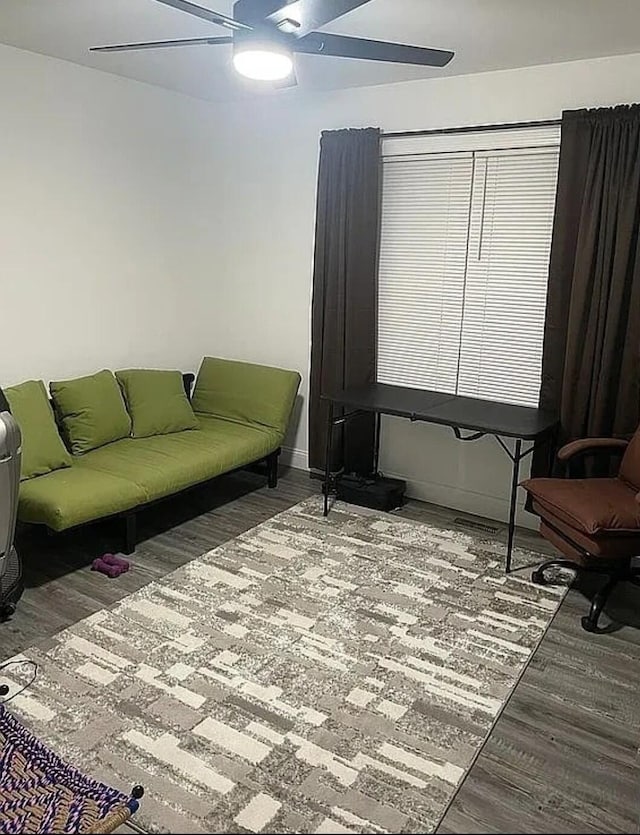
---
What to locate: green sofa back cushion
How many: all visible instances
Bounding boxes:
[116,369,198,438]
[4,380,72,481]
[50,369,132,455]
[191,357,301,436]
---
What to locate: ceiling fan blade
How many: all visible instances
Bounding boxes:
[266,0,372,37]
[294,32,454,67]
[90,36,233,52]
[152,0,251,31]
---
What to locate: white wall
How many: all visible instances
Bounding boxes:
[192,52,640,526]
[0,43,227,386]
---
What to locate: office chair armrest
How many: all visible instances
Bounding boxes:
[557,437,629,463]
[558,437,629,478]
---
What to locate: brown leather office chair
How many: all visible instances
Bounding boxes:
[521,429,640,632]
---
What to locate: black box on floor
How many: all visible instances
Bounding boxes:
[336,474,406,512]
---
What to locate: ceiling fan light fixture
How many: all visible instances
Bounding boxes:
[233,41,293,81]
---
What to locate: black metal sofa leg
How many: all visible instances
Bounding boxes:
[123,513,136,555]
[582,575,618,633]
[266,451,280,489]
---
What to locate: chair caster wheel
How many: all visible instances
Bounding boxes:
[0,603,16,621]
[581,615,598,633]
[531,569,547,585]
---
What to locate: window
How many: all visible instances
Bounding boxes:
[377,126,560,408]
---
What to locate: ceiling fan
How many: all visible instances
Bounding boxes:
[90,0,454,86]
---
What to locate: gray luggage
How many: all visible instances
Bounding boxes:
[0,389,22,620]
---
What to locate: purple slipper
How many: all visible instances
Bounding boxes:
[91,558,127,578]
[101,553,131,571]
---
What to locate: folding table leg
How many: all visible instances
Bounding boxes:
[506,439,522,573]
[373,411,382,476]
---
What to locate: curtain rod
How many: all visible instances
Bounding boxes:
[382,118,561,140]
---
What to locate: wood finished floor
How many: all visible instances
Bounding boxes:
[4,468,639,835]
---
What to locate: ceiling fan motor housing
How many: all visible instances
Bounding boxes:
[233,0,287,27]
[233,0,300,48]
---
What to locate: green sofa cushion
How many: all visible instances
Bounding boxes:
[18,464,146,531]
[75,419,280,502]
[116,369,198,438]
[50,370,132,455]
[4,380,72,481]
[191,357,300,436]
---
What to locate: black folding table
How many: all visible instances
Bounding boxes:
[322,383,558,572]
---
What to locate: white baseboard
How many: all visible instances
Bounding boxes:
[381,468,537,530]
[278,445,536,530]
[280,446,308,471]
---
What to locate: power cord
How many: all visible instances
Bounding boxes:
[0,659,38,704]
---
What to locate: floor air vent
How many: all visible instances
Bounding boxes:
[452,517,500,534]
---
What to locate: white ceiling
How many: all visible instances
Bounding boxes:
[2,0,640,102]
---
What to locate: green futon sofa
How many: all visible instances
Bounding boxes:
[5,357,300,552]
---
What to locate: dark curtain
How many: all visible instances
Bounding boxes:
[308,127,381,474]
[533,104,640,476]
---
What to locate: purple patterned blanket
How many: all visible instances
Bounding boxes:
[0,705,136,834]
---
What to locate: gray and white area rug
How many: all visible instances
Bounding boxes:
[2,499,565,834]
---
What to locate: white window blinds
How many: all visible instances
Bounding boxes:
[377,126,560,408]
[377,152,474,394]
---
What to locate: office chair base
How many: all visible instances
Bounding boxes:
[579,575,619,632]
[531,559,578,587]
[532,555,640,633]
[0,602,16,621]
